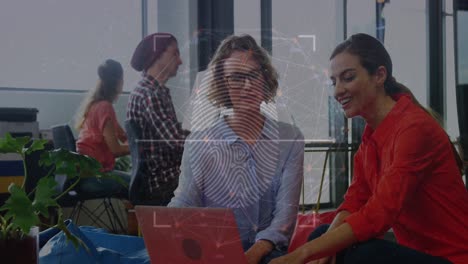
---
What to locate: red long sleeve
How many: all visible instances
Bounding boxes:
[340,96,468,264]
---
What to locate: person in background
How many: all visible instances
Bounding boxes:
[75,59,130,197]
[168,34,304,264]
[270,33,468,264]
[127,32,189,205]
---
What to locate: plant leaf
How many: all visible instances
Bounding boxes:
[32,177,59,218]
[0,133,30,154]
[54,209,89,250]
[101,171,129,188]
[25,139,48,155]
[41,149,103,179]
[0,184,39,234]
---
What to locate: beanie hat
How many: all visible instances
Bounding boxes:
[130,32,177,72]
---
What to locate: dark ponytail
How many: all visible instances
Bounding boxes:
[96,59,124,100]
[75,59,123,130]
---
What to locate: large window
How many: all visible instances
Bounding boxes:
[147,0,198,129]
[446,0,459,138]
[0,0,141,92]
[347,0,428,111]
[384,1,428,107]
[457,5,468,85]
[455,0,468,186]
[234,0,261,43]
[271,0,345,206]
[347,1,459,139]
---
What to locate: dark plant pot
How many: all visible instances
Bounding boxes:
[0,228,39,264]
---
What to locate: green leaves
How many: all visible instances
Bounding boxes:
[25,139,48,155]
[0,132,106,246]
[0,132,47,156]
[0,184,40,234]
[32,177,58,218]
[0,178,59,235]
[0,133,29,154]
[40,149,104,179]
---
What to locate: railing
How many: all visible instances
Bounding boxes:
[301,139,359,213]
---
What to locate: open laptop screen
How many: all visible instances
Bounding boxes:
[136,206,248,264]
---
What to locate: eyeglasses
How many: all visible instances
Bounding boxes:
[225,70,264,88]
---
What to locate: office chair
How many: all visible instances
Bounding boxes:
[125,119,177,206]
[125,119,152,205]
[24,141,54,194]
[50,124,126,233]
[125,119,160,236]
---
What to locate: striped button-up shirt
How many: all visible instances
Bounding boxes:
[169,117,304,250]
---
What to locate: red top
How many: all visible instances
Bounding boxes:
[76,101,119,172]
[338,94,468,264]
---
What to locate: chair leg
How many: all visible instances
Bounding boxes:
[80,201,114,230]
[67,198,126,234]
[69,201,83,224]
[60,198,127,234]
[104,198,126,233]
[102,199,116,231]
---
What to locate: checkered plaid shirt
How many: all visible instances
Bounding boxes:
[127,74,187,194]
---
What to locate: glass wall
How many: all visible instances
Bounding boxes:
[234,0,262,43]
[271,0,345,205]
[446,0,459,138]
[457,4,468,85]
[150,0,198,130]
[455,0,468,185]
[347,0,428,108]
[0,0,141,91]
[347,0,375,36]
[382,1,428,107]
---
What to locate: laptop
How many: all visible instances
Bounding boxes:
[135,206,248,264]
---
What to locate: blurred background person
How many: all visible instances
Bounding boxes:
[75,59,130,198]
[127,32,189,205]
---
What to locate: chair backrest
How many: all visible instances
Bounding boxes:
[24,141,54,194]
[125,119,147,205]
[50,124,79,206]
[51,124,76,152]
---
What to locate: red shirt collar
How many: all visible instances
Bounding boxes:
[362,93,413,145]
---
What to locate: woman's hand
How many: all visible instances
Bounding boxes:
[245,240,274,264]
[103,120,130,157]
[268,252,335,264]
[312,255,336,264]
[116,124,128,143]
[307,211,348,264]
[245,250,263,264]
[268,250,304,264]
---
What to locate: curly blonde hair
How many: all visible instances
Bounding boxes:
[206,34,279,108]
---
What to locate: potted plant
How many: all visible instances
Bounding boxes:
[0,132,107,263]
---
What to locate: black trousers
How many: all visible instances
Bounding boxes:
[308,224,452,264]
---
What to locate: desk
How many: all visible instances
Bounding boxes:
[0,157,24,205]
[0,156,24,190]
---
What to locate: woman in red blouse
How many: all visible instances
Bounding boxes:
[75,59,130,197]
[271,34,468,264]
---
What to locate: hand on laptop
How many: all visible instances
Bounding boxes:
[245,240,274,264]
[268,249,304,264]
[306,255,336,264]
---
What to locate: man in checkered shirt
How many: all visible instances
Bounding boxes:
[127,33,189,205]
